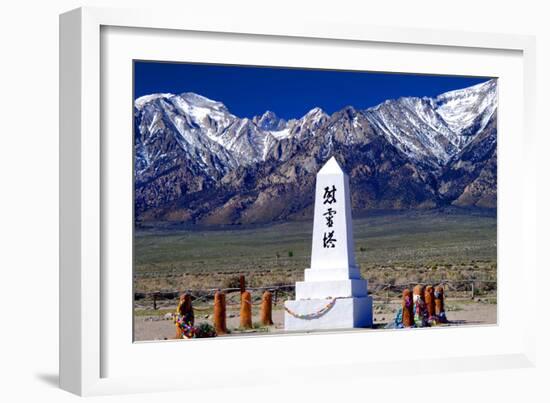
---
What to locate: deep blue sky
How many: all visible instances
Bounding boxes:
[134,61,492,120]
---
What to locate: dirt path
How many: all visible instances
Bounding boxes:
[134,299,496,341]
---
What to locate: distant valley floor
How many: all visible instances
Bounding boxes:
[134,207,497,293]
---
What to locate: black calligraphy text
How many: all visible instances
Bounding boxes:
[322,185,338,248]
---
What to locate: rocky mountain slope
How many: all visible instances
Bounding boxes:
[134,79,497,224]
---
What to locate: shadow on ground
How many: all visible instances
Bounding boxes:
[35,373,59,388]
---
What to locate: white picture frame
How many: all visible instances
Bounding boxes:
[59,6,537,396]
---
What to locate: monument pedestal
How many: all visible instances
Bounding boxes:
[285,296,373,331]
[284,157,373,331]
[285,270,372,330]
[295,278,367,300]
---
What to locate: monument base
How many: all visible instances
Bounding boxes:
[284,296,373,331]
[295,279,368,299]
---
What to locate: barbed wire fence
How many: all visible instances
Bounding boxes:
[134,279,497,311]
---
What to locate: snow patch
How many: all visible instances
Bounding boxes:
[270,128,291,139]
[135,93,173,109]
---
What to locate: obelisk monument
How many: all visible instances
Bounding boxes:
[284,157,373,331]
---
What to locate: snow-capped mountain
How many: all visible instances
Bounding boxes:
[434,79,497,138]
[364,79,497,166]
[252,110,287,131]
[135,93,333,179]
[134,79,497,224]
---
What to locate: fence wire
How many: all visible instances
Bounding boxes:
[135,279,496,311]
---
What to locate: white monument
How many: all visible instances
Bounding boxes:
[284,157,373,331]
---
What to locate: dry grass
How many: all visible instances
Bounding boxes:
[134,209,497,304]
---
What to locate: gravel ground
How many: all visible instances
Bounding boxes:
[133,299,497,342]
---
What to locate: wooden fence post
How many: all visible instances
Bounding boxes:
[402,288,414,328]
[175,293,194,339]
[239,275,246,296]
[424,285,435,320]
[434,285,447,323]
[213,291,227,335]
[260,291,274,326]
[240,290,252,329]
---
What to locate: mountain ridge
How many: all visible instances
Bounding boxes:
[134,79,497,224]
